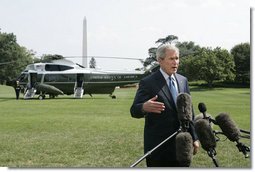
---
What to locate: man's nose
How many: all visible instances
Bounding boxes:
[173,60,178,65]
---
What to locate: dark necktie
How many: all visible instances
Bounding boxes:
[169,76,178,104]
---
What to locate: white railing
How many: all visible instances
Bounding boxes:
[74,87,84,98]
[24,88,37,99]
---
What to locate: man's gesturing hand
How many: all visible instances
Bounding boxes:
[142,95,165,114]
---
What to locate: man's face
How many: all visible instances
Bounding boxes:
[158,49,179,76]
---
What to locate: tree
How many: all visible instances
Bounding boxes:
[230,43,250,84]
[156,35,178,45]
[143,47,157,68]
[176,41,201,57]
[214,47,235,82]
[0,30,35,84]
[198,47,235,87]
[40,54,64,63]
[89,57,96,68]
[176,41,202,81]
[178,55,201,81]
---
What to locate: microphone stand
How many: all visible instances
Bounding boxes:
[200,111,220,167]
[213,130,250,158]
[201,111,217,125]
[236,140,250,158]
[239,129,250,139]
[130,128,182,167]
[240,129,250,135]
[207,148,219,167]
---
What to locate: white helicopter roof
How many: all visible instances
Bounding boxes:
[51,59,76,66]
[24,59,144,75]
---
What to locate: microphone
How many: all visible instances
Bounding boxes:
[194,119,219,167]
[197,102,217,125]
[176,132,193,167]
[215,113,241,141]
[215,113,250,158]
[198,102,207,118]
[194,119,216,152]
[176,93,192,131]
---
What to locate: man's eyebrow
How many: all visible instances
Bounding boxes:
[169,56,179,59]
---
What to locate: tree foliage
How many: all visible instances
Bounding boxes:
[155,35,178,45]
[143,47,157,68]
[178,55,200,81]
[198,47,235,87]
[180,47,235,87]
[230,43,250,84]
[176,41,201,57]
[40,54,64,63]
[176,41,201,81]
[0,30,35,84]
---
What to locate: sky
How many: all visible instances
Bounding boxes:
[0,0,251,70]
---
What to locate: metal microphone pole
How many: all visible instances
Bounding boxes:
[240,129,250,135]
[207,148,219,167]
[212,157,219,167]
[236,140,250,158]
[130,128,182,167]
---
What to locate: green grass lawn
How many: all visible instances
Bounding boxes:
[0,85,251,168]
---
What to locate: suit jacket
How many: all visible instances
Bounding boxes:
[130,70,198,162]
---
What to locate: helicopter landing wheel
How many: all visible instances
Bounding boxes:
[111,95,116,99]
[38,95,45,100]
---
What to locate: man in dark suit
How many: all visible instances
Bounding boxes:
[15,80,21,100]
[130,44,199,167]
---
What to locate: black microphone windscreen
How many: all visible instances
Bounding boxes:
[198,103,207,113]
[194,119,216,151]
[215,113,241,142]
[177,93,192,122]
[176,132,193,167]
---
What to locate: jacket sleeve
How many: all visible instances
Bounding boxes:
[184,77,199,141]
[130,79,152,118]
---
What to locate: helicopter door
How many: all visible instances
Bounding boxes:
[74,73,84,98]
[24,71,37,99]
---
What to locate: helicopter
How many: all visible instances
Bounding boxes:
[6,58,150,100]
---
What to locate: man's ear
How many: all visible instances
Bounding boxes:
[157,58,162,63]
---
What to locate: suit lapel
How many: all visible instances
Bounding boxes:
[154,71,176,109]
[174,74,185,93]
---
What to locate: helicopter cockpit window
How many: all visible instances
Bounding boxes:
[59,65,74,71]
[18,73,28,82]
[45,64,74,71]
[45,65,59,71]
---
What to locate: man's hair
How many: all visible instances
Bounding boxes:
[156,44,179,61]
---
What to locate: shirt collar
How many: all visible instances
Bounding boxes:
[159,68,175,82]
